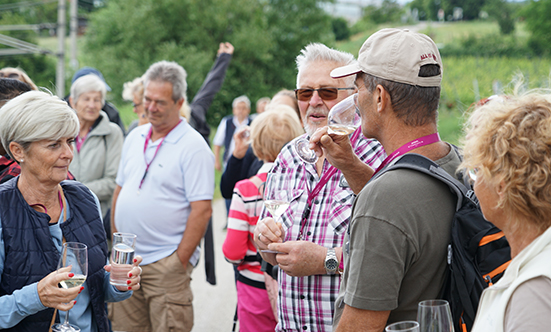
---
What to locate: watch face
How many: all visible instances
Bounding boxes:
[326,259,338,271]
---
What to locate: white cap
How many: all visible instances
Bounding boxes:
[331,28,443,87]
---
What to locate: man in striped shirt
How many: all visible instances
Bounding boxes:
[254,43,386,332]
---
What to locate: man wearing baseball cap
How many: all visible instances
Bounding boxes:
[311,28,463,331]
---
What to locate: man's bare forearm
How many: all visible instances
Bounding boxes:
[176,200,212,267]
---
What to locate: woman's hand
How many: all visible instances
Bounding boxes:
[37,266,82,310]
[104,255,143,292]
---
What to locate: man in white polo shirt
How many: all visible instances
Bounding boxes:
[109,60,214,332]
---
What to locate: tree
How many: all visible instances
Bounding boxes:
[332,17,350,41]
[441,0,488,21]
[522,0,551,55]
[82,0,334,126]
[362,0,403,24]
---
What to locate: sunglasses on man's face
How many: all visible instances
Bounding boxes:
[294,87,355,102]
[0,72,21,79]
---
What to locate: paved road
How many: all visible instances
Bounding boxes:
[191,198,239,332]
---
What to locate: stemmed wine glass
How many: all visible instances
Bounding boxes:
[386,321,420,332]
[294,93,360,163]
[51,242,88,332]
[417,299,455,332]
[263,189,290,222]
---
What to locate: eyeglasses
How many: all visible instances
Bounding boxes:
[0,72,21,79]
[294,87,355,102]
[468,168,479,182]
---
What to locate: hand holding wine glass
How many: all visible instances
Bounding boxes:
[51,242,88,332]
[295,93,360,163]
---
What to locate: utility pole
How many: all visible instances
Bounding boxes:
[70,0,78,70]
[56,0,66,98]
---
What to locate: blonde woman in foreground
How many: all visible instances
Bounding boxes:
[463,91,551,332]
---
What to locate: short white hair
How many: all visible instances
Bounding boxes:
[296,43,357,88]
[0,91,79,160]
[232,95,251,109]
[70,74,106,107]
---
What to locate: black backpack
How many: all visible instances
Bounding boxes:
[374,153,511,332]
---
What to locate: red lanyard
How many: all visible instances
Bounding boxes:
[298,127,362,240]
[139,120,182,191]
[373,133,441,176]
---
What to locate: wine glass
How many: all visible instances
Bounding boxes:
[264,189,290,222]
[417,299,455,332]
[52,242,88,332]
[294,93,360,163]
[386,321,420,332]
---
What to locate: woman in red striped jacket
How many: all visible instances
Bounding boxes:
[223,105,303,332]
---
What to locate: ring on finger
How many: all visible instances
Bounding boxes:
[258,233,263,241]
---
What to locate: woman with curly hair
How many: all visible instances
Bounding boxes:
[463,91,551,332]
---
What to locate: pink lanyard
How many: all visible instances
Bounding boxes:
[30,190,63,215]
[139,120,182,190]
[298,128,362,240]
[75,130,90,153]
[373,133,441,176]
[337,132,441,271]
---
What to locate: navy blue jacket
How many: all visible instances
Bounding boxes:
[0,178,109,332]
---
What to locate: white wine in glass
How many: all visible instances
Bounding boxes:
[264,199,290,221]
[327,93,360,136]
[51,242,88,332]
[294,93,360,163]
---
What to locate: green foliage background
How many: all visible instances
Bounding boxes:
[82,0,335,127]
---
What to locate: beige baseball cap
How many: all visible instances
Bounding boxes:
[331,28,443,87]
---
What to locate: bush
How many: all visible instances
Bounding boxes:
[439,33,534,58]
[332,17,350,41]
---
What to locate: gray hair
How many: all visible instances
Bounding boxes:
[70,74,106,107]
[144,60,188,102]
[232,95,251,109]
[296,43,357,88]
[0,91,79,160]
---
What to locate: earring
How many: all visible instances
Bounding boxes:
[19,159,24,163]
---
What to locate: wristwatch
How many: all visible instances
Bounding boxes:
[324,248,338,275]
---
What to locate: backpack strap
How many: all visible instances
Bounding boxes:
[371,153,471,212]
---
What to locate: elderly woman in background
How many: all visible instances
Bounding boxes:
[0,91,142,331]
[69,74,123,218]
[0,67,38,90]
[222,105,303,332]
[462,91,551,332]
[122,76,149,134]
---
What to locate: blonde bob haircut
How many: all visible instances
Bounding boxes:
[460,91,551,232]
[0,91,79,161]
[250,105,303,162]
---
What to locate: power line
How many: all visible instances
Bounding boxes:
[0,0,58,12]
[0,33,53,55]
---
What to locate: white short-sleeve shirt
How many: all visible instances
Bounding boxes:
[115,119,214,265]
